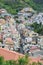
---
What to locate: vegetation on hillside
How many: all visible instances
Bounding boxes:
[30,22,43,35]
[0,56,42,65]
[0,0,28,14]
[24,0,43,12]
[0,0,43,14]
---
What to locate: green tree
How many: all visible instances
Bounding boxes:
[37,62,42,65]
[18,55,29,65]
[5,61,10,65]
[0,56,5,65]
[5,60,17,65]
[31,22,43,35]
[0,56,43,65]
[32,62,38,65]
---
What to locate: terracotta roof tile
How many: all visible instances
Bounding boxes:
[0,48,43,63]
[0,48,23,60]
[5,38,13,45]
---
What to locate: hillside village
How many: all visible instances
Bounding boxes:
[0,7,43,63]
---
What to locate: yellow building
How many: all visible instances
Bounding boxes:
[0,19,6,25]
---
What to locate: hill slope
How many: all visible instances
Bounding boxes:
[0,0,43,14]
[24,0,43,12]
[0,0,29,14]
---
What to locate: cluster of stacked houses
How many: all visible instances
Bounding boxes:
[0,8,43,58]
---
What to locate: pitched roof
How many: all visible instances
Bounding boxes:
[0,48,23,60]
[5,38,13,45]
